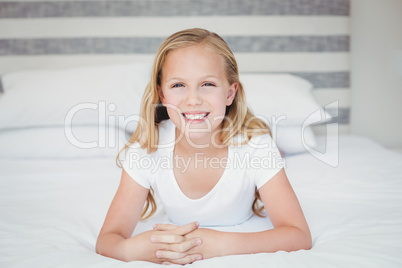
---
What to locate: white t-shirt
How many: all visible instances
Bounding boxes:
[122,119,284,227]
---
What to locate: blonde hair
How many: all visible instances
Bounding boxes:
[117,28,272,220]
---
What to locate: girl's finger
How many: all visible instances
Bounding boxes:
[155,250,187,260]
[151,234,185,244]
[171,221,199,235]
[153,223,179,231]
[156,250,203,262]
[167,237,202,253]
[154,221,199,234]
[168,254,203,265]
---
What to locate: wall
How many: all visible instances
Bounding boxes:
[350,0,402,149]
[0,0,351,133]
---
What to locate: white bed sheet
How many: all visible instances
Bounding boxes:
[1,135,402,267]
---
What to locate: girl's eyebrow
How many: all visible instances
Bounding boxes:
[202,75,220,80]
[166,75,220,82]
[165,77,183,82]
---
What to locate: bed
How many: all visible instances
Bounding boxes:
[1,131,402,267]
[0,62,402,268]
[1,1,402,266]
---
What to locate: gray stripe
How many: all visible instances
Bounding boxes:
[226,36,349,52]
[0,38,165,55]
[0,124,103,132]
[0,77,3,93]
[247,72,350,88]
[0,0,350,18]
[0,36,349,56]
[290,72,350,88]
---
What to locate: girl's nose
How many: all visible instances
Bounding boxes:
[185,87,202,106]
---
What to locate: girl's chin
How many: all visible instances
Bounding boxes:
[174,117,211,129]
[181,132,218,148]
[183,125,223,142]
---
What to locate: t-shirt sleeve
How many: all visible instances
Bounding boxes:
[248,134,285,189]
[121,144,151,189]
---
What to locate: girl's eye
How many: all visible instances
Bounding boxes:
[202,82,215,87]
[172,83,184,88]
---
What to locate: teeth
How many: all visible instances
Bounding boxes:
[184,113,207,120]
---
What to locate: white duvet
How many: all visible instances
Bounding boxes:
[1,134,402,267]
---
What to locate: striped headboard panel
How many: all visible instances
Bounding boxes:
[0,0,350,133]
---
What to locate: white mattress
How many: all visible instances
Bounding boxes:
[1,135,402,267]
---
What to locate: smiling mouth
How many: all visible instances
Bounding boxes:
[181,112,210,120]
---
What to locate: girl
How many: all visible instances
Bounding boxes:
[96,28,311,265]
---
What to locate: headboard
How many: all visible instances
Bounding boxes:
[0,0,350,134]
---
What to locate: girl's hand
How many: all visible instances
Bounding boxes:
[151,221,204,265]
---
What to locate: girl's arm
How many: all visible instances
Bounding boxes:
[96,169,203,264]
[152,168,312,261]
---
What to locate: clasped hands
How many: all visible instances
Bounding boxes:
[150,221,205,265]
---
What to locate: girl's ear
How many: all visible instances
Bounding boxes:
[226,83,238,106]
[157,85,165,105]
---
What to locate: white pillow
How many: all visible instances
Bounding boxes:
[0,63,151,132]
[0,126,130,159]
[273,126,317,156]
[241,74,332,126]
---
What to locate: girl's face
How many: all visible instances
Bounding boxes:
[158,44,238,146]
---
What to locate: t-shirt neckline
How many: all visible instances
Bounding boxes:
[165,119,232,202]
